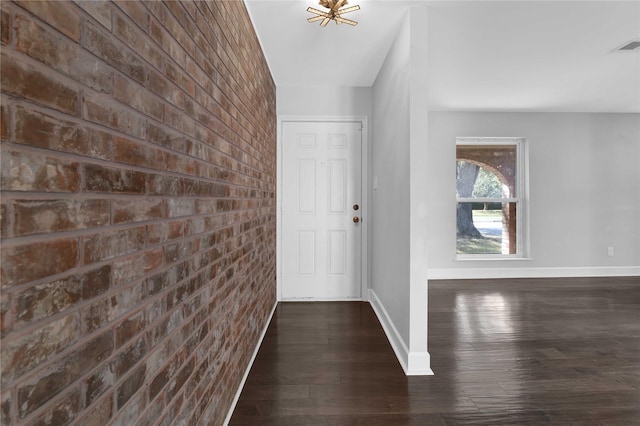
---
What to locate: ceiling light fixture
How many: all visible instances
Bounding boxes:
[307,0,360,27]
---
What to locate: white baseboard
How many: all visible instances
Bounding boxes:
[427,266,640,280]
[368,289,433,376]
[223,301,278,426]
[279,297,363,302]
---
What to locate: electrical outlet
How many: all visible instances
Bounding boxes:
[607,247,614,257]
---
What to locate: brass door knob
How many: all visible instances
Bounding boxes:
[353,216,360,223]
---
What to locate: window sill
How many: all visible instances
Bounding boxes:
[455,257,533,262]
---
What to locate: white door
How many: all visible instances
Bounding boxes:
[282,121,363,300]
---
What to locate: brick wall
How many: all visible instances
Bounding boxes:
[0,1,276,424]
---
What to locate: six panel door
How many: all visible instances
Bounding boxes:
[282,121,362,300]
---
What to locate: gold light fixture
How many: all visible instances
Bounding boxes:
[307,0,360,27]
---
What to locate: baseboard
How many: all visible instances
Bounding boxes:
[223,300,278,426]
[368,289,433,376]
[427,266,640,280]
[279,297,363,302]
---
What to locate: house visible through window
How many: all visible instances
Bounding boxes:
[456,138,527,258]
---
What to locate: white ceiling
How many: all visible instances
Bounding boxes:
[245,0,640,112]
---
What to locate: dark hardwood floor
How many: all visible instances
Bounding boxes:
[230,277,640,425]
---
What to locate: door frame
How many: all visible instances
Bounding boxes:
[277,116,369,302]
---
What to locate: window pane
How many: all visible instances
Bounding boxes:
[456,145,516,198]
[456,202,517,255]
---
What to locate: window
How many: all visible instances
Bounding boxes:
[456,138,527,258]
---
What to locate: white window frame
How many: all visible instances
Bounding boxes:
[455,137,529,260]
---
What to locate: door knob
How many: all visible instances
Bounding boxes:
[353,216,360,223]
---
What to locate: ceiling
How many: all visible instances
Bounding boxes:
[245,0,640,112]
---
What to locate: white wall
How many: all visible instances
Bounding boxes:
[408,5,430,374]
[277,86,372,117]
[370,7,432,375]
[427,112,640,278]
[371,12,411,349]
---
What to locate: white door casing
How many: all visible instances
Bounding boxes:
[281,120,364,300]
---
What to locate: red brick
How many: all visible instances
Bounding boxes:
[84,163,146,194]
[166,0,194,31]
[74,0,112,31]
[111,335,147,379]
[158,393,183,426]
[166,357,194,401]
[194,199,216,216]
[114,75,164,122]
[148,358,175,400]
[1,391,10,426]
[111,248,163,287]
[167,199,195,218]
[83,227,146,264]
[0,202,7,239]
[113,135,164,170]
[83,20,147,84]
[82,298,110,334]
[0,99,7,142]
[108,283,147,323]
[164,60,195,97]
[186,139,208,161]
[147,122,186,152]
[0,149,81,193]
[147,221,183,245]
[148,309,184,353]
[0,287,11,335]
[17,330,113,418]
[148,68,185,109]
[0,0,277,424]
[14,106,111,159]
[163,105,196,137]
[147,174,181,196]
[84,365,112,406]
[1,315,77,385]
[15,276,80,325]
[144,299,165,329]
[144,1,166,23]
[15,14,113,93]
[27,388,81,426]
[161,5,195,58]
[81,265,112,300]
[196,181,226,198]
[167,280,196,311]
[180,177,198,196]
[83,91,146,139]
[1,51,79,116]
[17,1,80,41]
[149,18,186,69]
[13,199,109,236]
[186,56,211,94]
[113,10,162,71]
[115,313,145,348]
[116,364,146,409]
[165,152,198,176]
[1,7,10,45]
[115,1,149,32]
[14,265,110,325]
[0,238,79,286]
[110,389,146,426]
[76,393,113,426]
[149,366,173,400]
[112,198,165,224]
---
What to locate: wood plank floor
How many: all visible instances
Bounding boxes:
[230,277,640,425]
